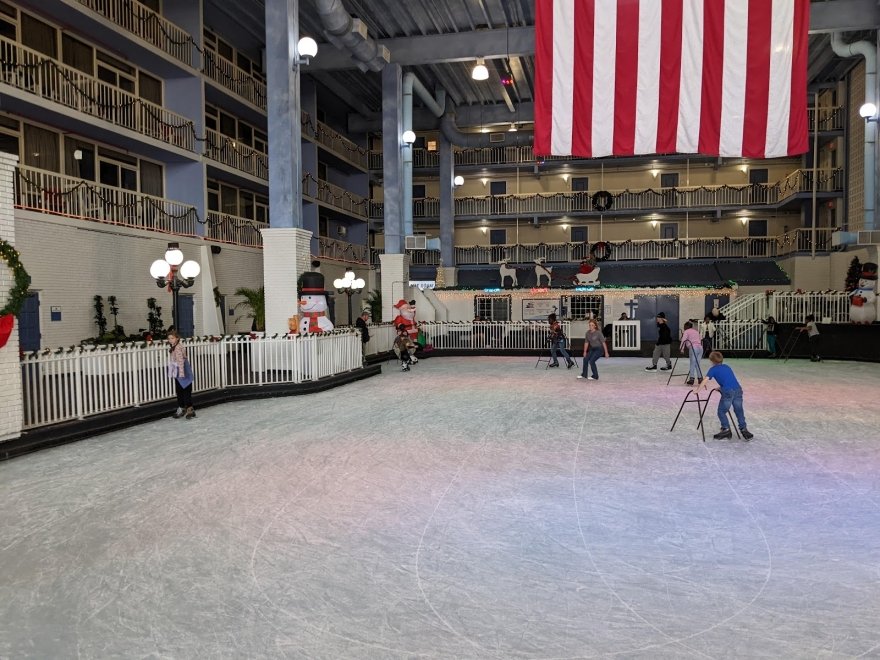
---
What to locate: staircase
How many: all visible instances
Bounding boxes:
[717,294,768,320]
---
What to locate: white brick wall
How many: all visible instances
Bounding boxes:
[0,153,23,442]
[262,227,312,334]
[13,210,264,346]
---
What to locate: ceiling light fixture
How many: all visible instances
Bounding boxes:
[472,58,489,81]
[508,123,517,132]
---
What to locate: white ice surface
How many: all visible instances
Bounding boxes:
[1,356,879,659]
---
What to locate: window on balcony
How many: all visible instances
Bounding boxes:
[62,34,93,75]
[571,177,589,192]
[237,123,253,147]
[0,15,14,40]
[139,0,160,13]
[97,54,135,94]
[138,71,162,105]
[63,137,95,180]
[0,132,18,158]
[139,160,163,197]
[23,124,59,172]
[660,173,679,188]
[21,13,56,58]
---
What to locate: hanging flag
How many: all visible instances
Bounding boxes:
[534,0,810,159]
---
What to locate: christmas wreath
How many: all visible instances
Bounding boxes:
[591,190,614,212]
[1,238,31,349]
[589,241,612,262]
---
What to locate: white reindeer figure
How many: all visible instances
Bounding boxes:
[534,258,553,287]
[499,261,518,287]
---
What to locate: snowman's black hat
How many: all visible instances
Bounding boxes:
[861,262,878,280]
[299,271,326,294]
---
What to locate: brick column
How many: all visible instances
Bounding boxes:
[0,152,23,442]
[262,227,312,334]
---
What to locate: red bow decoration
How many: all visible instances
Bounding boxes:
[0,314,14,349]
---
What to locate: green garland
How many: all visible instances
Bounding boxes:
[0,239,31,317]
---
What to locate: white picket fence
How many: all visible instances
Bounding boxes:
[612,321,641,351]
[20,332,363,430]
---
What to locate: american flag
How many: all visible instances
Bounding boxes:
[533,0,810,159]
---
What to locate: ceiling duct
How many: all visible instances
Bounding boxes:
[315,0,389,72]
[440,107,533,148]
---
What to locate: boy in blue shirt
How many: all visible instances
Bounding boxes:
[693,351,754,440]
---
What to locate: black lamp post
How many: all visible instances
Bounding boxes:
[150,242,201,332]
[333,269,365,326]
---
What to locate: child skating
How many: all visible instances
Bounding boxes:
[692,351,754,441]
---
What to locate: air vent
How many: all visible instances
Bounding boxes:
[405,235,427,250]
[489,132,505,143]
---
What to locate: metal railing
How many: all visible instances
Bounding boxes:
[717,291,852,323]
[205,211,266,248]
[74,0,195,67]
[303,176,368,219]
[700,320,767,352]
[204,128,268,179]
[15,165,199,236]
[317,236,370,264]
[312,121,369,170]
[808,106,845,132]
[370,145,579,170]
[202,51,266,109]
[413,321,572,350]
[368,169,843,219]
[369,229,835,266]
[0,36,197,152]
[20,332,363,430]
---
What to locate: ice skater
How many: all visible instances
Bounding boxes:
[645,312,673,371]
[692,351,753,440]
[167,329,196,420]
[796,315,822,362]
[762,316,778,357]
[578,319,609,380]
[548,313,575,369]
[680,321,703,385]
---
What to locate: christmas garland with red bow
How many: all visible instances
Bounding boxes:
[1,238,31,317]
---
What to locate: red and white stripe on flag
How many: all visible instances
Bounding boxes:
[534,0,810,159]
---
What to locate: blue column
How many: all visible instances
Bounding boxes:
[265,0,302,229]
[382,64,404,254]
[439,134,454,266]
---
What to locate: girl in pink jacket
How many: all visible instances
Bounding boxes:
[680,321,703,385]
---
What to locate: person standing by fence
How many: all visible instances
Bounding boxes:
[548,313,575,369]
[168,329,195,419]
[702,314,716,357]
[579,319,609,380]
[355,309,370,364]
[763,316,778,357]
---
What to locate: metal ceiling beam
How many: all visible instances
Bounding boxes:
[349,101,534,133]
[310,1,879,71]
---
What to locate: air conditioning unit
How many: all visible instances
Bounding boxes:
[489,132,505,143]
[405,234,427,250]
[336,225,348,238]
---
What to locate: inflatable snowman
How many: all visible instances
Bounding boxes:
[297,271,335,333]
[849,262,877,324]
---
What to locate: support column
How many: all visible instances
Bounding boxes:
[0,153,23,442]
[379,253,409,322]
[262,228,312,333]
[439,133,455,270]
[382,64,405,254]
[266,0,303,230]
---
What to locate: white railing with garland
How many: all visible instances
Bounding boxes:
[303,174,369,219]
[717,291,851,323]
[205,211,266,248]
[202,51,267,109]
[204,128,268,180]
[0,36,197,152]
[20,332,362,430]
[74,0,195,67]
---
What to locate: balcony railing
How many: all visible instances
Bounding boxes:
[808,105,845,132]
[205,211,266,248]
[303,175,368,219]
[316,236,370,264]
[74,0,195,67]
[202,51,266,110]
[370,145,577,170]
[204,128,268,180]
[306,119,369,170]
[368,169,844,220]
[15,165,200,236]
[0,36,196,152]
[369,229,836,266]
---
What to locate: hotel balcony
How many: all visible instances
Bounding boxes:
[15,165,200,236]
[205,211,266,248]
[303,175,369,220]
[202,50,267,111]
[72,0,195,68]
[0,36,197,154]
[204,128,268,181]
[301,114,369,171]
[368,169,844,221]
